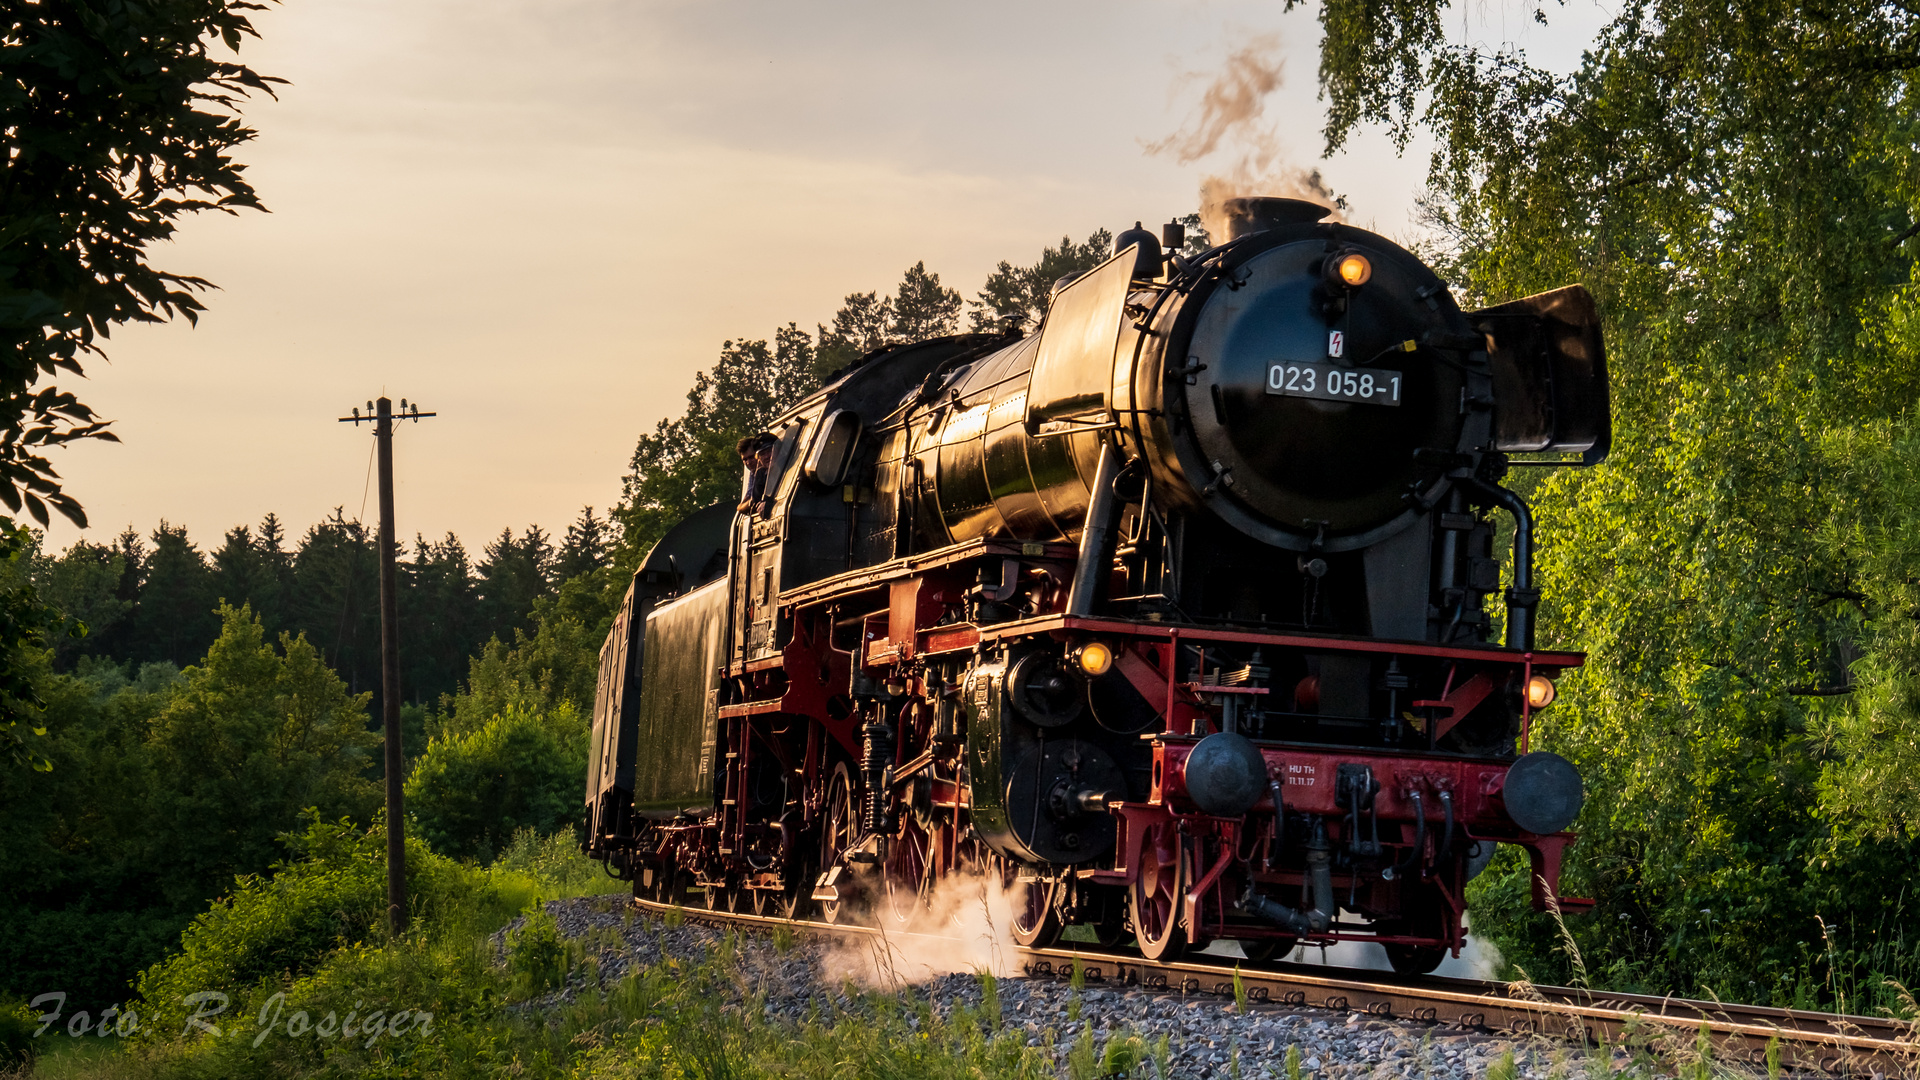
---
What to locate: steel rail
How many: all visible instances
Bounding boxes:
[1018,946,1914,1076]
[629,898,1914,1075]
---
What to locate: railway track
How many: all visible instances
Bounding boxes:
[628,897,1915,1075]
[1016,947,1913,1076]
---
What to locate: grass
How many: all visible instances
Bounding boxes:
[9,822,1887,1080]
[0,823,1107,1080]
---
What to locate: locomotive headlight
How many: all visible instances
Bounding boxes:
[1526,674,1558,709]
[1334,252,1372,287]
[1075,641,1115,677]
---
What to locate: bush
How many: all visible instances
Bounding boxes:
[491,828,627,897]
[131,814,529,1039]
[132,818,388,1036]
[406,704,587,863]
[0,998,35,1066]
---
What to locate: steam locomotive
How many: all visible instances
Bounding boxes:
[584,197,1608,971]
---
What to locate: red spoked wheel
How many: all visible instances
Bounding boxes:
[753,875,808,919]
[1008,864,1064,948]
[649,862,688,906]
[818,763,861,924]
[1129,819,1190,961]
[883,815,933,925]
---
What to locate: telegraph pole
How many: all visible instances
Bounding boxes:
[339,395,436,934]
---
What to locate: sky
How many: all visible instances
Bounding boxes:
[40,0,1617,553]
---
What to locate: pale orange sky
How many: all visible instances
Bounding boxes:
[39,0,1609,553]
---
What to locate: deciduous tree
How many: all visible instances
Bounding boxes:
[1,0,281,525]
[1302,0,1920,1005]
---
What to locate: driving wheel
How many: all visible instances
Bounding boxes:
[1008,865,1064,948]
[883,815,933,925]
[1129,819,1190,961]
[818,762,860,924]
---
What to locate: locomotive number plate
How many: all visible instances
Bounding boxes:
[1265,362,1402,406]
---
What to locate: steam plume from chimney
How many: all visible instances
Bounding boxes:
[1147,33,1347,242]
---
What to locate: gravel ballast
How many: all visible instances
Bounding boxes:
[493,895,1645,1079]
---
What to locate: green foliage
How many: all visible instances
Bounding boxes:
[1306,0,1920,1009]
[505,910,569,999]
[491,827,628,898]
[814,261,966,375]
[31,509,579,715]
[554,506,614,582]
[131,816,392,1033]
[0,605,375,1010]
[0,519,62,770]
[1,0,282,525]
[406,704,588,863]
[132,522,222,667]
[30,536,127,669]
[433,616,601,740]
[1064,1021,1097,1080]
[107,842,1067,1080]
[969,230,1114,333]
[143,604,379,907]
[1815,416,1920,833]
[888,261,965,342]
[0,998,35,1066]
[613,324,820,565]
[1099,1033,1145,1079]
[0,661,181,1008]
[132,814,541,1056]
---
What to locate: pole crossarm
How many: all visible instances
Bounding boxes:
[339,399,437,425]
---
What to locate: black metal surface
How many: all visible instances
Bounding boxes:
[1027,247,1136,430]
[1007,651,1086,728]
[586,575,642,845]
[631,578,728,816]
[1003,738,1124,863]
[1502,751,1585,835]
[802,408,862,487]
[1471,285,1611,462]
[1183,731,1270,816]
[1178,237,1471,544]
[1218,197,1334,239]
[587,209,1622,984]
[639,502,734,593]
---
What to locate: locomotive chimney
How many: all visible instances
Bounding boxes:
[1220,196,1333,240]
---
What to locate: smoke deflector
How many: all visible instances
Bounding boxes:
[1471,285,1612,464]
[1024,246,1137,434]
